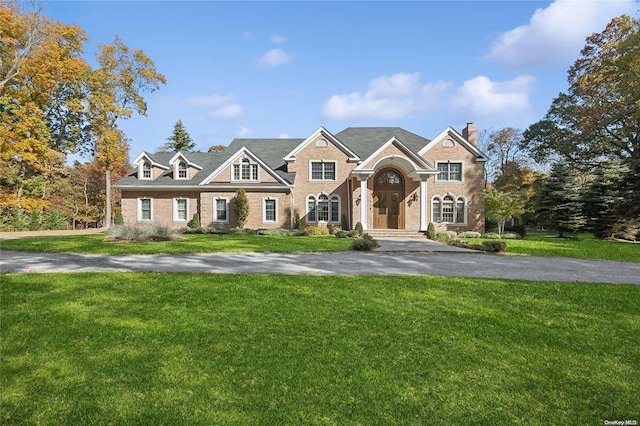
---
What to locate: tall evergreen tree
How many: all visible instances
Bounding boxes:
[160,120,195,152]
[583,160,637,239]
[536,162,585,238]
[233,188,249,228]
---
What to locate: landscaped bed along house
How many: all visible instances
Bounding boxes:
[115,125,488,234]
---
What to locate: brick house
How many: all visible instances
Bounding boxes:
[115,124,488,233]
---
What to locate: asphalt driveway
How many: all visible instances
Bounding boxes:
[2,249,639,284]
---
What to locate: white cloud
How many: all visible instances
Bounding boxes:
[450,75,536,117]
[278,133,289,139]
[270,35,287,44]
[258,48,291,67]
[237,127,252,137]
[321,72,535,124]
[186,94,244,121]
[485,0,638,67]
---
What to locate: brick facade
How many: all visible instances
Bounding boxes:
[117,125,488,233]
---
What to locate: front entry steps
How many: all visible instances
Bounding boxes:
[365,229,426,238]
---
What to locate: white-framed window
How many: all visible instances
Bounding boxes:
[331,195,340,222]
[263,198,277,223]
[431,197,441,223]
[141,162,152,180]
[138,198,152,221]
[214,198,228,223]
[442,195,454,223]
[177,161,188,179]
[306,194,340,223]
[174,198,188,222]
[456,197,466,224]
[309,161,336,181]
[233,158,258,181]
[436,162,462,181]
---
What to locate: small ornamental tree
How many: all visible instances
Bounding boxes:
[426,222,436,239]
[234,188,249,228]
[483,187,525,237]
[536,161,585,237]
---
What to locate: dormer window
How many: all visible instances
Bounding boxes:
[141,162,152,179]
[177,161,188,179]
[233,158,258,181]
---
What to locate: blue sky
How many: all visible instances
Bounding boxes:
[45,0,639,156]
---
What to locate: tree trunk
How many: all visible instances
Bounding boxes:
[105,169,112,228]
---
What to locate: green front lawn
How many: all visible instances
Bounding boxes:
[0,234,352,255]
[465,231,640,262]
[2,273,638,425]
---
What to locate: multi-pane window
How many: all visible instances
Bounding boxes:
[317,195,329,222]
[139,198,152,221]
[310,161,336,180]
[142,162,152,179]
[456,197,465,224]
[233,159,258,181]
[178,161,188,179]
[331,196,340,222]
[431,198,441,223]
[442,196,454,223]
[215,199,228,222]
[437,162,462,181]
[306,194,340,223]
[264,199,276,222]
[175,198,188,221]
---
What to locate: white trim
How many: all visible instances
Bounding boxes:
[137,197,153,221]
[262,197,278,223]
[284,126,360,162]
[308,160,338,182]
[435,161,464,182]
[173,197,189,222]
[355,136,434,172]
[305,193,341,224]
[419,127,489,162]
[199,146,292,187]
[213,197,229,223]
[455,196,467,225]
[359,178,368,230]
[140,161,153,180]
[168,152,203,170]
[431,195,441,224]
[133,152,169,171]
[420,179,428,231]
[231,158,259,182]
[176,160,188,180]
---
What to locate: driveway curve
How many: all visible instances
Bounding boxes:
[2,250,639,285]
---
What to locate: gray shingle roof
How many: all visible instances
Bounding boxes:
[115,128,432,188]
[334,127,430,159]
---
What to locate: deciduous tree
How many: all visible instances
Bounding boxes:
[482,187,525,237]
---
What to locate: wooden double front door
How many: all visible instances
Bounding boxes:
[373,170,404,229]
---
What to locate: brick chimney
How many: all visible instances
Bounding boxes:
[462,122,478,147]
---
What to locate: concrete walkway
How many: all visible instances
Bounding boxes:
[2,249,639,284]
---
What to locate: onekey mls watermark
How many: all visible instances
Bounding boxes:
[604,421,638,426]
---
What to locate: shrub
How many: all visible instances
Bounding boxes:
[354,222,364,236]
[294,213,301,230]
[191,213,201,229]
[107,224,184,242]
[501,232,521,240]
[341,214,349,231]
[234,188,249,228]
[44,209,68,230]
[327,224,338,235]
[304,225,329,236]
[114,211,124,226]
[485,217,499,233]
[458,231,481,238]
[505,225,526,239]
[351,238,379,251]
[482,232,502,239]
[28,210,42,231]
[335,230,349,238]
[426,222,436,239]
[436,231,458,239]
[481,241,508,253]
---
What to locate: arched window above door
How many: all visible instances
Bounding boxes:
[375,170,402,186]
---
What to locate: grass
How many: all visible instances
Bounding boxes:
[0,234,352,255]
[2,273,639,425]
[464,230,640,262]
